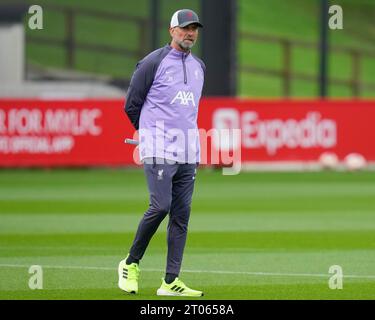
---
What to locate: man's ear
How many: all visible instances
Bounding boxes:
[169,27,174,37]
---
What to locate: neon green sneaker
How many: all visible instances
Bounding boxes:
[156,277,204,297]
[118,255,140,294]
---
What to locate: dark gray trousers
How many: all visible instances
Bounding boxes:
[129,158,197,275]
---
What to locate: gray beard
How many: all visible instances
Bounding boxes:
[177,39,195,51]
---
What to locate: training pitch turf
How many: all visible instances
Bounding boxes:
[0,168,374,300]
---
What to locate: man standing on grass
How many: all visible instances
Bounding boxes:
[118,9,205,297]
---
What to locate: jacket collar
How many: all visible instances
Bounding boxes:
[166,44,190,58]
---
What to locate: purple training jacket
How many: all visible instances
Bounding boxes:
[125,44,206,163]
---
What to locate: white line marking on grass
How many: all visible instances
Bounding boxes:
[181,269,375,280]
[1,263,375,280]
[0,264,115,271]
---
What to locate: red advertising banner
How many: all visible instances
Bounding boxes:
[0,98,374,167]
[0,99,135,167]
[198,98,375,163]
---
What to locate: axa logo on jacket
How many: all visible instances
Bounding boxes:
[171,91,196,107]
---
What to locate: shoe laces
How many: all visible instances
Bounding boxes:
[127,264,140,281]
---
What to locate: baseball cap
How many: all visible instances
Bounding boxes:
[170,9,203,28]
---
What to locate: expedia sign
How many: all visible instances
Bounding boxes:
[212,109,337,156]
[199,99,375,163]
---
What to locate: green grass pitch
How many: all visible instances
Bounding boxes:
[0,168,375,299]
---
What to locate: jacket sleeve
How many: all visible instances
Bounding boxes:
[124,58,156,130]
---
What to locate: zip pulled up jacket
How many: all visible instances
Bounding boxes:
[124,44,205,163]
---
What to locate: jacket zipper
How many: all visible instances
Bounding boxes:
[182,54,187,84]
